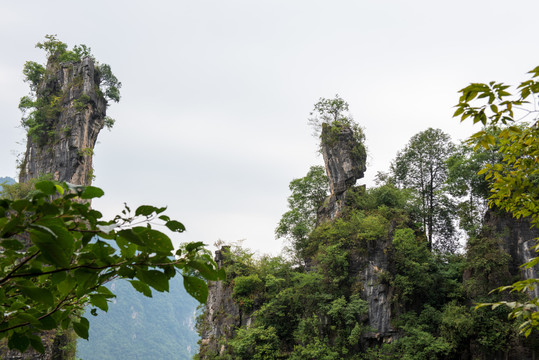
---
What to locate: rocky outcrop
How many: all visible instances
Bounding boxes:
[2,56,109,360]
[197,247,255,358]
[0,331,74,360]
[317,122,393,338]
[317,123,366,223]
[362,241,394,339]
[19,56,107,186]
[483,208,539,297]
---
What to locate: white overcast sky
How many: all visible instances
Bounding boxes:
[1,1,539,256]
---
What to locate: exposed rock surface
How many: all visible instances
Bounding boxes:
[198,247,254,358]
[317,124,366,223]
[19,56,107,186]
[483,208,539,297]
[1,56,108,360]
[316,122,395,338]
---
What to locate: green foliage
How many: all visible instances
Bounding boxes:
[103,116,115,130]
[230,326,282,360]
[97,64,122,103]
[392,228,435,306]
[73,94,91,112]
[392,128,457,251]
[275,166,329,259]
[19,35,121,145]
[290,338,340,360]
[464,234,512,296]
[308,95,367,157]
[455,66,539,336]
[0,175,53,200]
[308,95,351,133]
[232,274,264,311]
[22,61,45,91]
[0,181,222,354]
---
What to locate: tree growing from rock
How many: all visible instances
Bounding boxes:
[275,166,329,260]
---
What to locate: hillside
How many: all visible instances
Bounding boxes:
[77,277,199,360]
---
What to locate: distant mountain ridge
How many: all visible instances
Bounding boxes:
[0,177,16,189]
[77,277,199,360]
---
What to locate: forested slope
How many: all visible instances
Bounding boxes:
[77,278,199,360]
[195,97,539,359]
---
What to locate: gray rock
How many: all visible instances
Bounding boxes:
[317,123,366,223]
[19,56,107,186]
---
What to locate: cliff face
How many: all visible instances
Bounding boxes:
[19,56,107,186]
[1,56,108,360]
[196,122,398,358]
[483,208,539,298]
[195,117,539,358]
[317,124,393,339]
[317,124,366,223]
[198,247,255,358]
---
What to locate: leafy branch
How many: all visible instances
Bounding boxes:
[0,180,224,353]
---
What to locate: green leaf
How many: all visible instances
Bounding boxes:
[34,180,57,195]
[37,202,60,216]
[17,313,40,325]
[8,331,30,352]
[185,241,205,252]
[137,269,168,292]
[80,186,104,199]
[135,205,164,217]
[28,334,45,353]
[187,260,219,281]
[137,269,169,292]
[90,294,109,312]
[54,184,65,195]
[11,199,31,213]
[57,275,76,296]
[20,286,54,307]
[183,275,209,303]
[217,268,226,280]
[74,269,99,297]
[116,236,137,258]
[165,220,185,233]
[73,317,90,340]
[29,222,73,267]
[117,229,145,247]
[1,239,24,250]
[131,227,173,252]
[37,316,57,330]
[129,280,153,297]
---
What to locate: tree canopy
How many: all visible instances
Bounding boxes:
[19,35,121,145]
[275,166,329,260]
[392,128,457,251]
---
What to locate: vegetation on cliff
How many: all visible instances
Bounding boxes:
[196,92,539,359]
[19,35,120,146]
[454,67,539,337]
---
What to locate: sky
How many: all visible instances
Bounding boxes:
[1,0,539,257]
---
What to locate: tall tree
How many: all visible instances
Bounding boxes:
[392,128,456,251]
[445,135,502,238]
[275,166,329,260]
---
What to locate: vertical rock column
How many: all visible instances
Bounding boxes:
[19,56,107,186]
[317,123,366,222]
[4,56,109,360]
